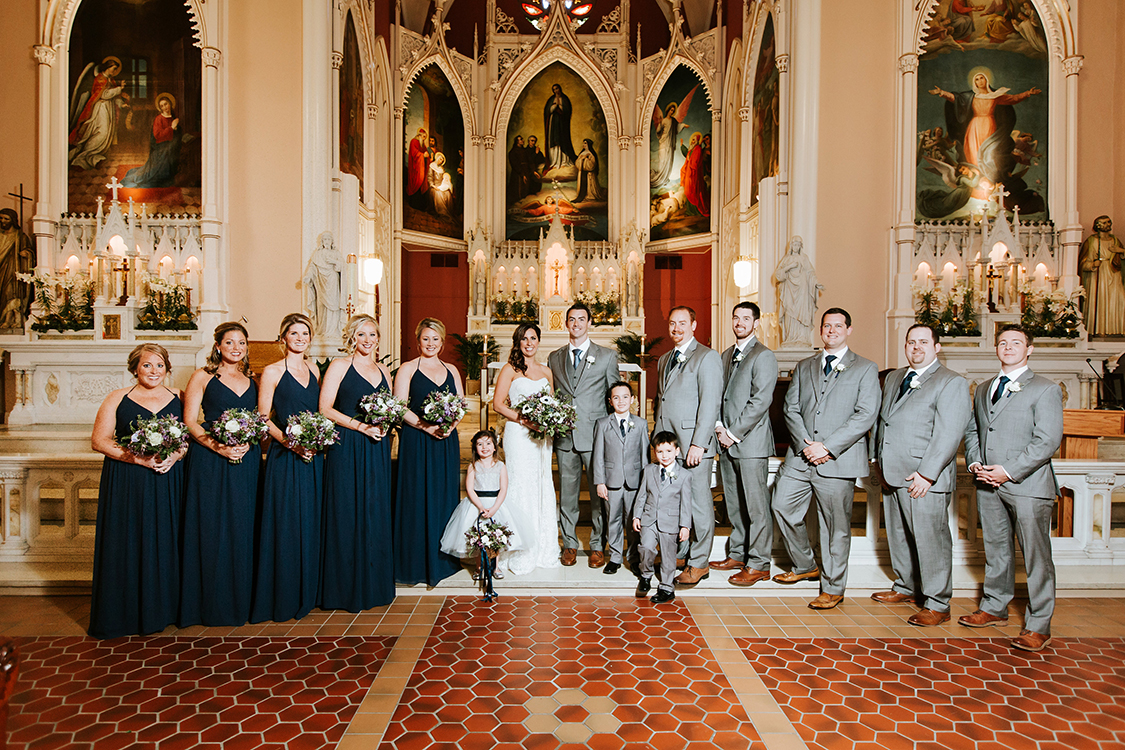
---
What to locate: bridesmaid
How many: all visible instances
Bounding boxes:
[319,314,395,611]
[179,322,259,627]
[251,313,324,623]
[393,318,465,586]
[89,344,188,639]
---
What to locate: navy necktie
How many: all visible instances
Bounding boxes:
[660,467,667,483]
[620,419,627,438]
[898,371,916,401]
[823,354,836,376]
[992,375,1010,405]
[572,349,582,371]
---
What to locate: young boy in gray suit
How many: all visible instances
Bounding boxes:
[592,381,649,575]
[633,431,693,604]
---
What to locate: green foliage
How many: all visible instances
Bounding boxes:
[1020,288,1082,339]
[576,291,622,325]
[25,274,95,333]
[913,283,980,337]
[490,295,538,324]
[450,333,501,379]
[136,280,197,331]
[613,332,664,367]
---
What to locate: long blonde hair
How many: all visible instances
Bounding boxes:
[204,322,252,375]
[343,314,380,355]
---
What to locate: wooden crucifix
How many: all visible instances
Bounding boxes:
[986,264,1002,313]
[549,259,565,297]
[6,183,32,228]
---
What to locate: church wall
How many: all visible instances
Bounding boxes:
[226,0,305,338]
[1076,0,1125,234]
[813,0,897,366]
[0,1,38,223]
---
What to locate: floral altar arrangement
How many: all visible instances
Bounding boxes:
[208,408,270,464]
[421,389,469,433]
[575,290,621,325]
[284,411,340,462]
[1019,285,1083,339]
[19,271,95,333]
[137,275,197,331]
[357,391,408,431]
[513,388,577,440]
[119,414,190,462]
[490,294,539,324]
[913,282,980,337]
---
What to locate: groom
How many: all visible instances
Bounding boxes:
[549,302,621,567]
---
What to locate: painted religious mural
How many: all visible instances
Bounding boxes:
[505,62,609,241]
[403,65,465,239]
[649,65,711,241]
[916,0,1049,222]
[750,15,779,206]
[67,0,202,215]
[340,12,365,202]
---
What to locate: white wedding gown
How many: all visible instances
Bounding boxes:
[501,377,561,576]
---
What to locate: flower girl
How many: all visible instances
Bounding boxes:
[439,429,525,578]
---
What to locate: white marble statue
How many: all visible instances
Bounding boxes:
[304,231,345,340]
[774,235,823,347]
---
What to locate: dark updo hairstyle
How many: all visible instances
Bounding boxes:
[205,322,252,376]
[127,343,172,377]
[471,428,499,461]
[508,322,542,375]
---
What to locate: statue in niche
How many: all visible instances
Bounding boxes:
[1080,215,1125,336]
[774,235,823,347]
[626,261,639,317]
[303,231,344,339]
[0,209,33,330]
[474,259,487,316]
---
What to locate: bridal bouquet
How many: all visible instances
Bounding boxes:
[285,411,340,462]
[516,388,577,440]
[465,519,514,558]
[119,414,190,462]
[208,408,270,464]
[422,389,468,432]
[358,391,408,431]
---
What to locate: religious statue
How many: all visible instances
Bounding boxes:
[1079,215,1125,336]
[473,259,487,316]
[626,261,639,317]
[303,231,344,340]
[774,235,823,347]
[0,209,33,330]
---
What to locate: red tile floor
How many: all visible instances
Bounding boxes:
[3,594,1125,750]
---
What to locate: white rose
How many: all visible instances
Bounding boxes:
[146,431,162,446]
[288,425,304,437]
[168,425,183,438]
[225,419,240,432]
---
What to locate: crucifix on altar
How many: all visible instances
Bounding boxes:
[986,264,1002,313]
[549,259,565,297]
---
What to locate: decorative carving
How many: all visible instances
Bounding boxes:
[45,374,59,405]
[331,51,344,70]
[547,26,571,50]
[597,6,623,33]
[452,56,473,92]
[738,106,751,122]
[633,134,644,147]
[1085,473,1118,487]
[201,47,222,68]
[495,6,519,34]
[775,53,789,73]
[687,33,717,76]
[471,135,482,146]
[367,103,379,119]
[483,135,496,150]
[583,44,619,82]
[642,57,663,99]
[898,53,919,74]
[33,45,56,66]
[400,30,426,66]
[617,135,632,151]
[74,374,120,404]
[1063,56,1084,76]
[394,105,405,120]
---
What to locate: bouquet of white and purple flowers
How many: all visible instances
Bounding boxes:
[119,414,190,462]
[465,519,514,558]
[421,388,468,433]
[285,411,340,462]
[515,388,577,440]
[357,391,408,431]
[208,408,270,464]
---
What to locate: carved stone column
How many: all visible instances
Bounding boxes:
[1060,55,1084,295]
[199,47,225,331]
[0,468,29,556]
[787,0,820,259]
[32,45,57,270]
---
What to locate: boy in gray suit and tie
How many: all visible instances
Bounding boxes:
[633,431,693,604]
[962,324,1063,652]
[592,381,649,575]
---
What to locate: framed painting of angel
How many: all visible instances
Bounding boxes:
[649,65,711,241]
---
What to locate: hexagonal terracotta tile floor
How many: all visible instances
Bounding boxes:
[8,635,394,750]
[739,636,1125,750]
[380,596,765,750]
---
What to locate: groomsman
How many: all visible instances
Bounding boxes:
[548,303,620,567]
[653,306,723,586]
[712,302,778,586]
[962,324,1063,652]
[772,308,880,609]
[872,324,971,625]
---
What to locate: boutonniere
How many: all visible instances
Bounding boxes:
[834,362,848,374]
[909,377,922,390]
[1007,381,1023,393]
[665,466,678,481]
[625,419,636,432]
[733,350,746,364]
[586,355,596,365]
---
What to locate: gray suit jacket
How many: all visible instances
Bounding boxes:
[875,363,971,493]
[635,461,693,533]
[653,339,723,457]
[548,341,620,452]
[591,413,648,491]
[720,339,778,459]
[783,349,880,478]
[964,368,1063,498]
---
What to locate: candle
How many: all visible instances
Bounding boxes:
[640,335,645,356]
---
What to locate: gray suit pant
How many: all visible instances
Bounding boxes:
[674,457,715,568]
[883,487,953,612]
[603,486,639,565]
[719,454,772,571]
[772,467,855,595]
[639,524,678,592]
[977,487,1056,634]
[557,447,605,551]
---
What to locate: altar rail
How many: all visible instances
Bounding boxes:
[2,454,1123,567]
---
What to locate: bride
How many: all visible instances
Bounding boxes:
[493,323,561,575]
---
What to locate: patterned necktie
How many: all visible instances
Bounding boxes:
[823,354,837,377]
[992,375,1010,405]
[620,419,627,438]
[572,349,582,371]
[898,371,916,401]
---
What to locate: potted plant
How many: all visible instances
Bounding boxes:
[451,333,501,395]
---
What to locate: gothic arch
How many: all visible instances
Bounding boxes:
[337,0,377,103]
[400,53,478,137]
[744,3,779,103]
[721,39,743,202]
[639,56,716,136]
[910,0,1075,60]
[45,0,207,49]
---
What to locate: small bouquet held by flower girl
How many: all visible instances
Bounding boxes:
[421,389,468,433]
[119,414,190,462]
[357,391,408,432]
[516,388,577,440]
[208,408,270,464]
[465,518,515,602]
[285,411,340,462]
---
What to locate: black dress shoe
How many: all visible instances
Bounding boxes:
[603,562,621,575]
[650,589,675,604]
[635,577,651,597]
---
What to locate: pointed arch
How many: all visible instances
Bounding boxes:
[401,53,477,137]
[45,0,208,49]
[638,56,716,135]
[911,0,1075,60]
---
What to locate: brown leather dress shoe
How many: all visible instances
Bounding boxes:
[772,568,820,584]
[560,548,577,566]
[1012,630,1052,652]
[729,567,770,587]
[709,557,743,571]
[588,551,606,568]
[908,608,951,627]
[957,609,1009,628]
[808,593,844,610]
[871,590,915,604]
[674,566,710,586]
[675,558,686,570]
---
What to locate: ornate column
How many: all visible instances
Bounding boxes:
[331,51,344,172]
[787,0,820,259]
[32,45,58,270]
[482,135,496,248]
[0,468,30,557]
[199,47,225,331]
[888,51,921,364]
[1059,55,1084,295]
[391,105,405,362]
[773,51,790,249]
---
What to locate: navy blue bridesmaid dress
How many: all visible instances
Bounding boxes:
[321,362,394,610]
[393,365,461,586]
[250,363,323,623]
[88,389,184,639]
[179,375,260,627]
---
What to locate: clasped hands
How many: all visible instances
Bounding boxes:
[969,463,1009,488]
[801,439,831,466]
